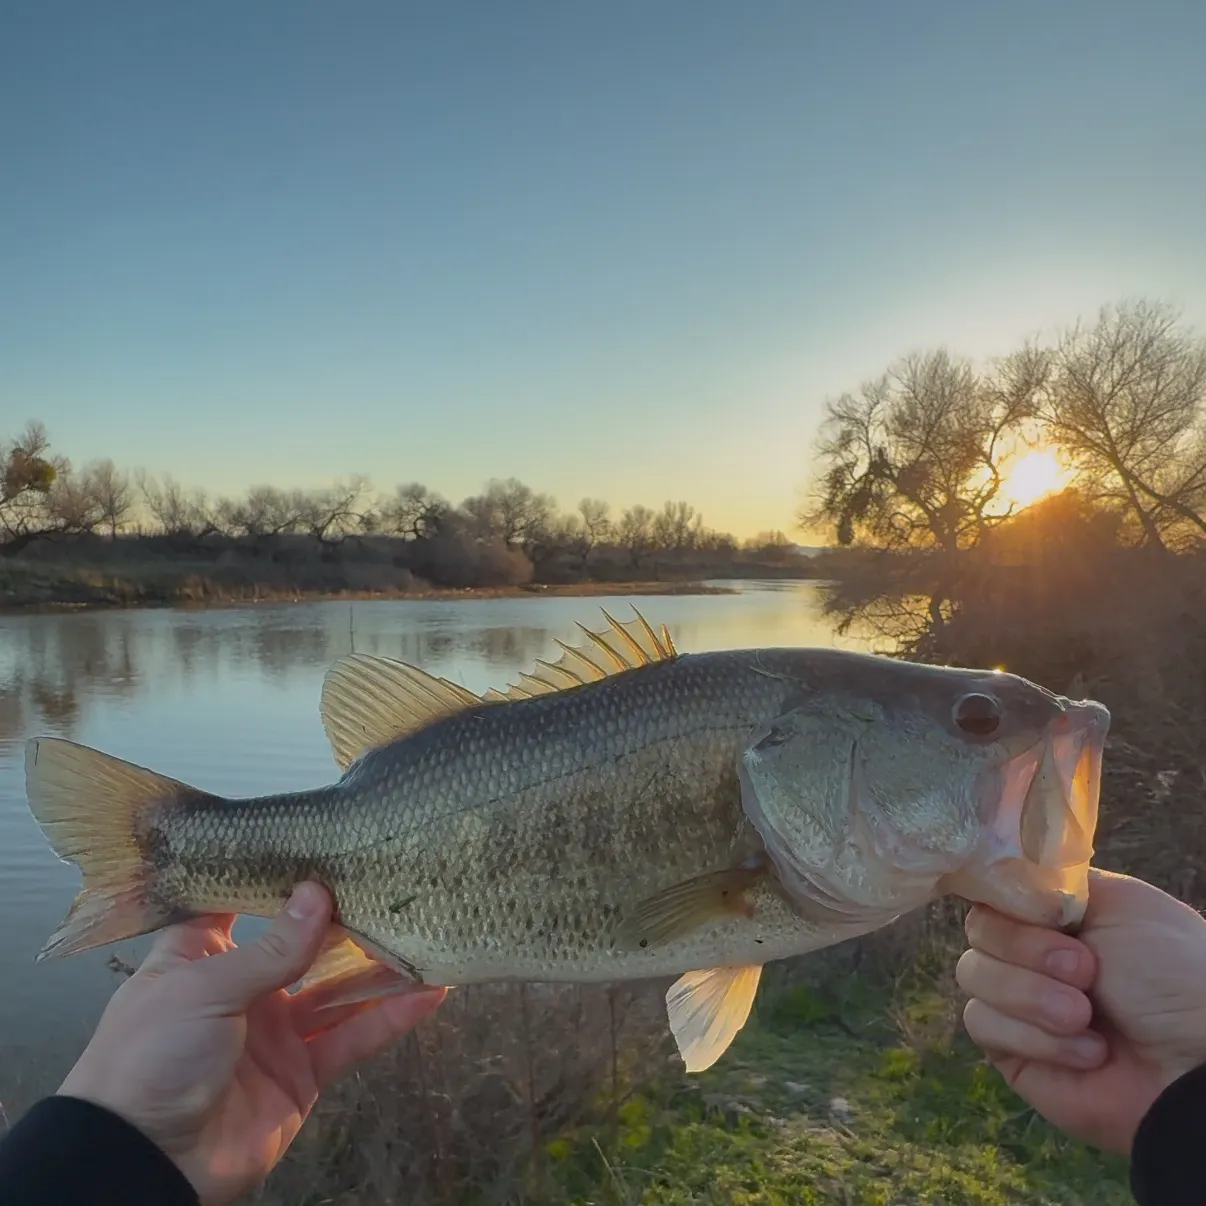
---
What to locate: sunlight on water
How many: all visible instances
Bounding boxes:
[0,582,865,1101]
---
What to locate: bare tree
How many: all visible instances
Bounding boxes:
[296,477,374,545]
[461,479,555,552]
[617,504,655,568]
[381,482,449,540]
[576,498,611,569]
[1039,300,1206,549]
[0,422,96,555]
[807,347,1045,555]
[82,459,132,539]
[137,472,214,540]
[745,529,792,549]
[48,472,104,535]
[207,495,245,538]
[651,500,702,552]
[803,346,1046,643]
[234,485,306,537]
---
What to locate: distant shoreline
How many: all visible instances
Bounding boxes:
[0,575,758,616]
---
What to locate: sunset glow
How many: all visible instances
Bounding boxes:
[1000,448,1071,508]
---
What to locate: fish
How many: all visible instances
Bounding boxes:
[23,608,1109,1073]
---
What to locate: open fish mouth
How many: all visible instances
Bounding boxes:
[942,699,1110,929]
[1018,700,1108,873]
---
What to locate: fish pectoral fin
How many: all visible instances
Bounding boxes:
[291,929,420,1011]
[667,964,763,1073]
[618,865,763,949]
[321,654,483,771]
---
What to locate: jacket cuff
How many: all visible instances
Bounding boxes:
[1131,1062,1206,1205]
[0,1094,200,1206]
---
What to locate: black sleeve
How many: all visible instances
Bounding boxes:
[0,1095,199,1206]
[1131,1062,1206,1204]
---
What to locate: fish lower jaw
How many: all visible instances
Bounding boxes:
[939,860,1090,929]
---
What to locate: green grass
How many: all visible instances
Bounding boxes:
[530,974,1131,1206]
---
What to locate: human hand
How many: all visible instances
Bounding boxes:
[957,867,1206,1155]
[56,884,446,1205]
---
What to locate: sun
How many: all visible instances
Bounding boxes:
[1000,448,1071,508]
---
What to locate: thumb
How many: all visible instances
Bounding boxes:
[192,883,333,1013]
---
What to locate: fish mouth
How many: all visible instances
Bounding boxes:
[941,699,1110,929]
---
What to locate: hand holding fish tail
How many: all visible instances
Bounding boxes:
[51,883,445,1206]
[958,868,1206,1167]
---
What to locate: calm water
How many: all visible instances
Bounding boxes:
[0,581,865,1099]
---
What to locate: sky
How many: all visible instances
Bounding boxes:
[3,1,1205,539]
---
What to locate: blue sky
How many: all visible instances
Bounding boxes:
[3,1,1204,538]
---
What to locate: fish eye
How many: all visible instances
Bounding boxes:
[954,693,1002,737]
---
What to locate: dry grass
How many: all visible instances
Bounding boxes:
[1,532,816,613]
[0,557,735,613]
[248,980,674,1206]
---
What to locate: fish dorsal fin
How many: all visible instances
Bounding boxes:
[321,653,482,771]
[666,964,763,1073]
[321,608,677,769]
[481,608,677,704]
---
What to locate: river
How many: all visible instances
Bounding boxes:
[0,580,865,1105]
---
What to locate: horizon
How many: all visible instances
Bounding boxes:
[4,2,1205,539]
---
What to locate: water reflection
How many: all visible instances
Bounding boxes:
[0,581,864,1103]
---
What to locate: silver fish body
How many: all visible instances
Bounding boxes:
[25,611,1109,1071]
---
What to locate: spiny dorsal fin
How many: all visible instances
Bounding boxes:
[666,964,763,1073]
[321,608,678,769]
[321,653,482,771]
[481,608,677,704]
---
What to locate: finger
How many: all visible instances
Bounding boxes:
[138,913,239,974]
[186,884,333,1014]
[965,904,1097,989]
[956,948,1093,1036]
[309,988,447,1089]
[962,998,1107,1069]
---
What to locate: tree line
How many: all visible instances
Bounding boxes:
[808,298,1206,554]
[802,298,1206,645]
[1,425,798,587]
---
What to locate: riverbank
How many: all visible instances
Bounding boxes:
[0,563,743,614]
[258,944,1130,1205]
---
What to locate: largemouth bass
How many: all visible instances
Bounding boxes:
[25,610,1109,1072]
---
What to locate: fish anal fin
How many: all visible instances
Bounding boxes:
[619,865,762,950]
[291,927,422,1011]
[667,964,763,1073]
[320,654,482,771]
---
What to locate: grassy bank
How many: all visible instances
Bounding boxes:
[0,560,739,613]
[0,919,1141,1206]
[531,981,1129,1206]
[248,935,1130,1206]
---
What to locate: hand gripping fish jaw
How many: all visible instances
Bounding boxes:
[940,698,1110,931]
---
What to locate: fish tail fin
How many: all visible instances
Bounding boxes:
[25,736,207,961]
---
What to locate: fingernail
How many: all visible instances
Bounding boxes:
[1043,988,1078,1028]
[1071,1034,1105,1064]
[1046,949,1080,980]
[286,883,324,920]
